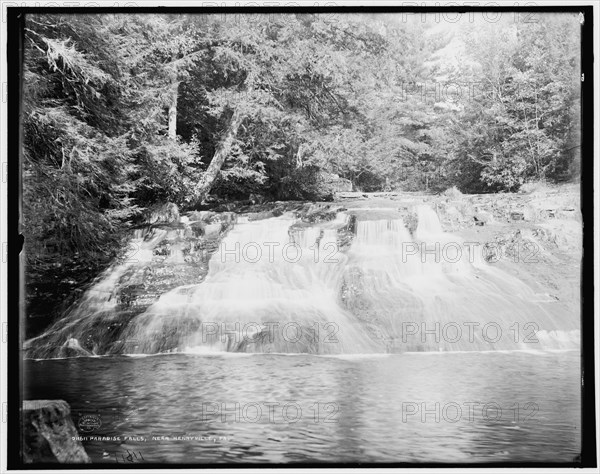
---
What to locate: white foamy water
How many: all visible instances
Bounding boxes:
[342,206,580,352]
[24,229,168,358]
[28,204,580,357]
[122,214,375,354]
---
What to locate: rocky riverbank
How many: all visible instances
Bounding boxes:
[433,183,582,309]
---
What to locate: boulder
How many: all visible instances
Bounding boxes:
[23,400,91,464]
[317,172,352,192]
[145,202,180,225]
[58,338,92,358]
[473,209,493,226]
[189,221,205,237]
[441,186,463,199]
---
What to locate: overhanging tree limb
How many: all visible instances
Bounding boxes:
[195,106,244,202]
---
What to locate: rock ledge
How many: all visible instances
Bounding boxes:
[23,400,91,464]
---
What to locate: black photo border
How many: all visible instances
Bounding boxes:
[5,3,596,469]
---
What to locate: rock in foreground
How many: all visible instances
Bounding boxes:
[23,400,91,464]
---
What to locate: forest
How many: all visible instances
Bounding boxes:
[21,12,581,330]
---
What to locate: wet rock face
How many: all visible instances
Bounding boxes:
[396,208,418,235]
[337,214,357,250]
[116,213,236,304]
[23,400,91,464]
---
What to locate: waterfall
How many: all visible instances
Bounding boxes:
[24,229,168,359]
[26,204,579,358]
[118,214,376,355]
[342,206,579,352]
[415,204,444,237]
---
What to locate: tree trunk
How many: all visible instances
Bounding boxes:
[196,108,244,202]
[167,81,180,140]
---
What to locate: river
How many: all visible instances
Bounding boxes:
[23,199,581,464]
[25,350,580,464]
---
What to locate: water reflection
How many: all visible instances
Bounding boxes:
[24,350,580,464]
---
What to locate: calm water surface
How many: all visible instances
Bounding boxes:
[24,350,580,464]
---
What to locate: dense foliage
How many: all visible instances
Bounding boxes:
[22,12,581,312]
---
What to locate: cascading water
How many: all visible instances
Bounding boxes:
[342,205,579,352]
[26,203,579,358]
[24,229,168,358]
[117,213,376,354]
